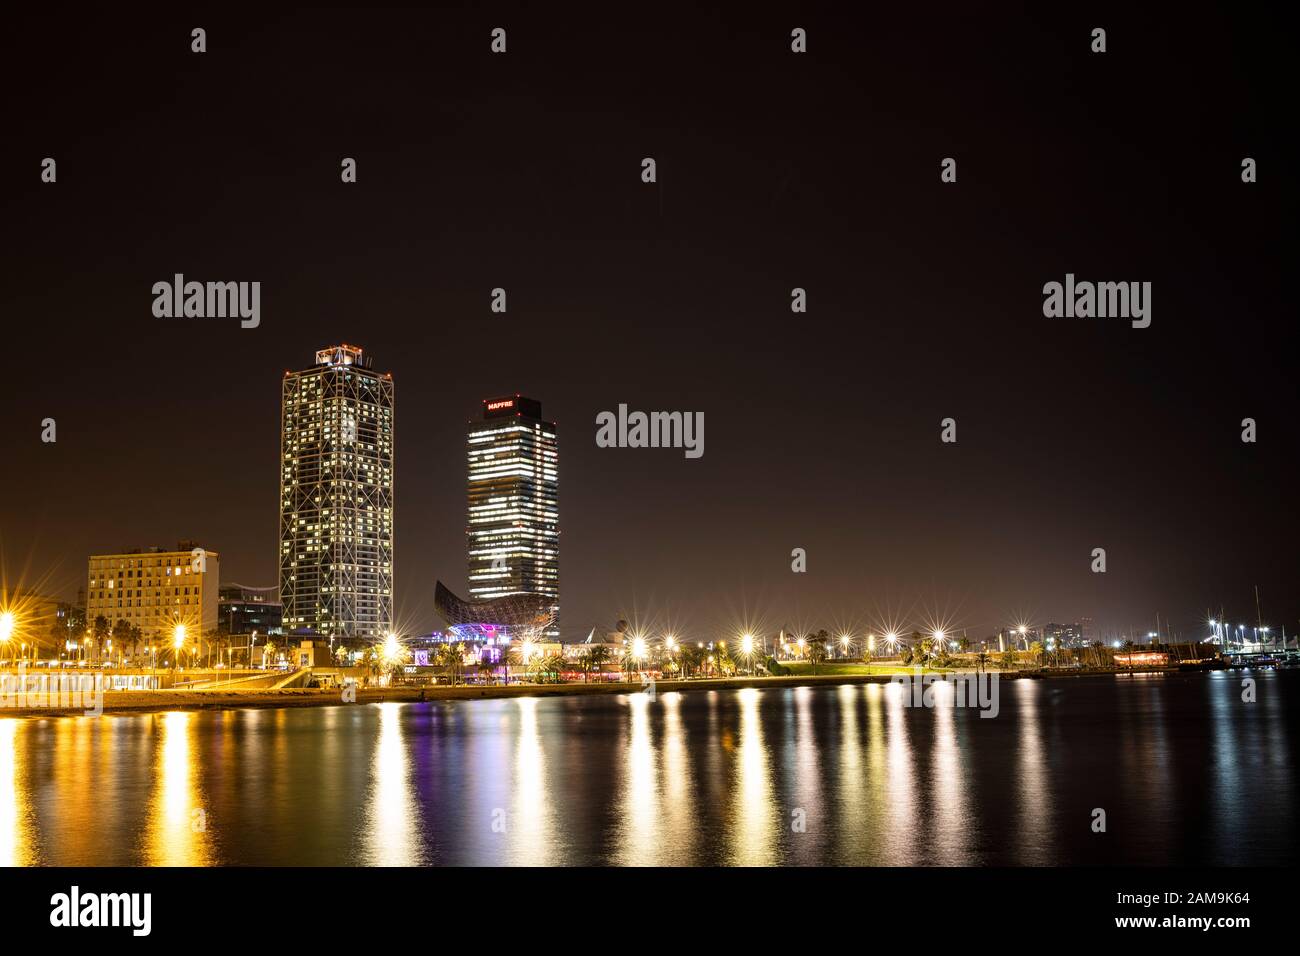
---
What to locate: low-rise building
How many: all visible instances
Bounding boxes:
[86,543,220,646]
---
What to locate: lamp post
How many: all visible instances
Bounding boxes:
[629,634,648,681]
[0,611,13,665]
[741,633,755,675]
[172,623,187,673]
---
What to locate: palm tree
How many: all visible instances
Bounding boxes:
[976,651,990,673]
[1029,641,1045,667]
[806,639,828,675]
[540,653,565,683]
[678,644,701,678]
[435,643,463,685]
[586,645,611,682]
[498,644,516,685]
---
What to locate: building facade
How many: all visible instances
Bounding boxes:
[86,544,220,641]
[1042,622,1085,648]
[466,396,559,639]
[217,583,284,636]
[279,344,394,644]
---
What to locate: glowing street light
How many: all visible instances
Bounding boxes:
[171,623,187,670]
[0,611,14,646]
[739,633,756,673]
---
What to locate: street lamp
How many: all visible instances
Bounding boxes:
[0,611,13,663]
[173,623,187,669]
[629,634,648,679]
[741,633,755,674]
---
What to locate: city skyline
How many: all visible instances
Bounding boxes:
[0,4,1296,910]
[2,338,1289,645]
[2,9,1296,644]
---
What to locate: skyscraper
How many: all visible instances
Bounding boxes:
[467,396,559,639]
[279,345,394,643]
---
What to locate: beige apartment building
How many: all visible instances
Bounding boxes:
[86,543,220,648]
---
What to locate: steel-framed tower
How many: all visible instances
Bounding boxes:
[279,345,394,644]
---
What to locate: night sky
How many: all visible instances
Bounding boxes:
[2,6,1296,643]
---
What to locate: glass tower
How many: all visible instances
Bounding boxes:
[467,396,559,639]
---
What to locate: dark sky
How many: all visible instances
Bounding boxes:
[2,5,1296,644]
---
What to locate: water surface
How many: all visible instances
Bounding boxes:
[3,671,1295,865]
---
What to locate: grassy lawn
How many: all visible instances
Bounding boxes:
[776,661,949,676]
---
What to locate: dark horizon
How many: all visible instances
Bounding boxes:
[2,6,1296,643]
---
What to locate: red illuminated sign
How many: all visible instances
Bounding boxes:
[486,399,515,411]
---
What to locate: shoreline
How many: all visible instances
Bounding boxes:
[0,665,1230,718]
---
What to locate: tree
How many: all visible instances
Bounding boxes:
[586,645,611,682]
[435,643,463,685]
[909,635,930,667]
[678,643,701,678]
[93,615,110,643]
[539,653,566,683]
[976,651,990,673]
[806,639,828,675]
[1029,641,1045,667]
[999,647,1017,670]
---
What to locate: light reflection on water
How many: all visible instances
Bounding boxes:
[0,673,1295,866]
